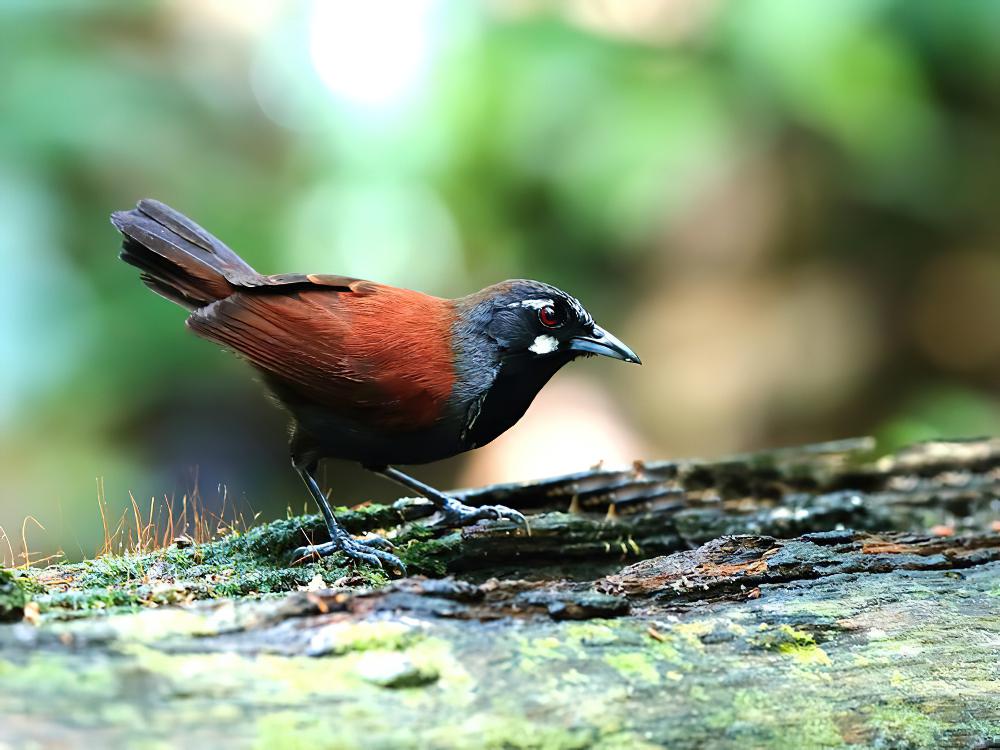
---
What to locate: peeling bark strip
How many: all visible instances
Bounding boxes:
[241,577,632,637]
[473,436,1000,509]
[239,531,1000,630]
[393,438,1000,574]
[456,437,1000,513]
[331,438,997,542]
[599,530,1000,603]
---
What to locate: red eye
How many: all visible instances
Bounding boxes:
[538,305,562,328]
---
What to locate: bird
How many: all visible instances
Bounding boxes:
[111,199,640,574]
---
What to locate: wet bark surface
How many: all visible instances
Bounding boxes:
[1,439,998,749]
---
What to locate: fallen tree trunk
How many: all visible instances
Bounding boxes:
[408,436,1000,573]
[1,439,998,749]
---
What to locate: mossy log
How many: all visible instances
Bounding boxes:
[1,439,998,749]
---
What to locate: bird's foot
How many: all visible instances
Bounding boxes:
[292,534,407,576]
[430,497,527,530]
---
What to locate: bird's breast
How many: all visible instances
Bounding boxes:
[454,353,573,450]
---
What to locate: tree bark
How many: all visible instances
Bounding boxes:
[2,438,998,749]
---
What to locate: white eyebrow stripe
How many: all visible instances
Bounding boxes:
[508,298,554,310]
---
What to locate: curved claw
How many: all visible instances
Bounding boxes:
[494,506,527,526]
[431,499,529,530]
[291,535,407,576]
[358,535,396,551]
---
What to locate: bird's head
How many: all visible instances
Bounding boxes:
[464,280,641,366]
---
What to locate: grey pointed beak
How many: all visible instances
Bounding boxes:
[568,325,641,364]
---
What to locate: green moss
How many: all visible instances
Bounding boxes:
[563,621,620,646]
[253,712,598,750]
[776,624,816,645]
[867,702,944,750]
[754,625,834,667]
[0,654,116,697]
[471,720,594,750]
[128,646,370,700]
[0,568,28,621]
[672,619,715,639]
[21,507,477,617]
[665,619,712,653]
[650,639,684,664]
[552,618,701,673]
[644,619,716,665]
[780,641,831,666]
[352,651,440,688]
[704,689,847,750]
[397,529,464,575]
[306,620,420,656]
[520,635,569,662]
[773,598,853,620]
[603,652,660,684]
[253,713,346,750]
[126,635,465,703]
[751,624,832,667]
[336,502,412,534]
[513,619,708,684]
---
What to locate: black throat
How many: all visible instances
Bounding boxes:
[464,351,574,449]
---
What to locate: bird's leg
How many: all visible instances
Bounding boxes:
[369,465,526,529]
[291,461,406,575]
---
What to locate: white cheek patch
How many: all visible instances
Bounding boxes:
[529,334,559,355]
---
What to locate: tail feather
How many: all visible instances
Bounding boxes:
[112,199,261,310]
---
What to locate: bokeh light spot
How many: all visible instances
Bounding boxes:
[309,0,438,109]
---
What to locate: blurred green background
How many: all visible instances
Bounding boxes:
[3,0,1000,562]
